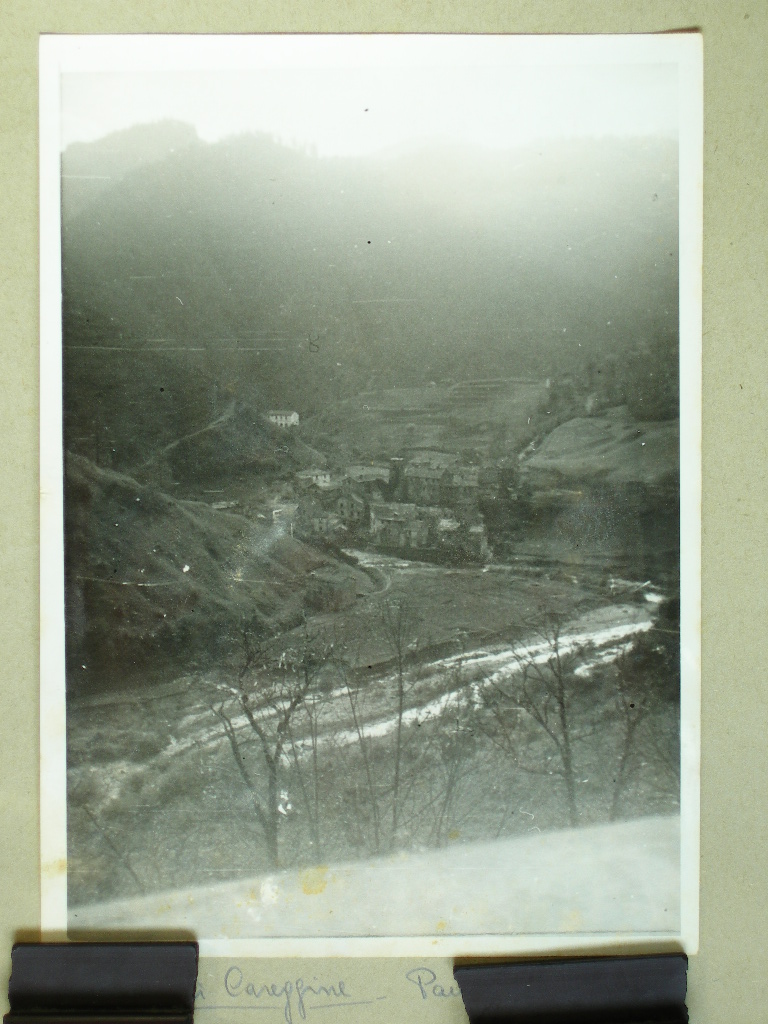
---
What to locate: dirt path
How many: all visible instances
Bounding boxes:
[136,399,236,470]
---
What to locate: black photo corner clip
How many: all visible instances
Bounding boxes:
[5,943,198,1024]
[454,954,688,1024]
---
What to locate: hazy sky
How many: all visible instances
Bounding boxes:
[60,39,679,157]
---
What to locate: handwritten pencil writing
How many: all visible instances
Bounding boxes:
[405,967,462,1000]
[224,966,352,1024]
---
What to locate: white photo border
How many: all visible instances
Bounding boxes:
[39,32,702,957]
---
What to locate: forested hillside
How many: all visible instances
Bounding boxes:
[62,126,679,473]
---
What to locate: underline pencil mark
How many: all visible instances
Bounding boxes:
[308,997,388,1008]
[195,1006,275,1011]
[65,347,287,353]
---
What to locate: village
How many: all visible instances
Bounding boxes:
[256,384,679,579]
[265,408,496,563]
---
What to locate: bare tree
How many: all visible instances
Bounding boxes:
[69,781,146,896]
[336,650,382,855]
[286,686,326,855]
[209,616,332,869]
[608,629,681,818]
[380,597,419,846]
[428,702,476,847]
[608,645,650,821]
[482,612,590,829]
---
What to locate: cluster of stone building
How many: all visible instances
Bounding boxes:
[290,453,495,561]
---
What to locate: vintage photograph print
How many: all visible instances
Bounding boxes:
[40,35,701,954]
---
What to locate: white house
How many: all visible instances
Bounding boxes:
[296,468,332,489]
[267,410,299,428]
